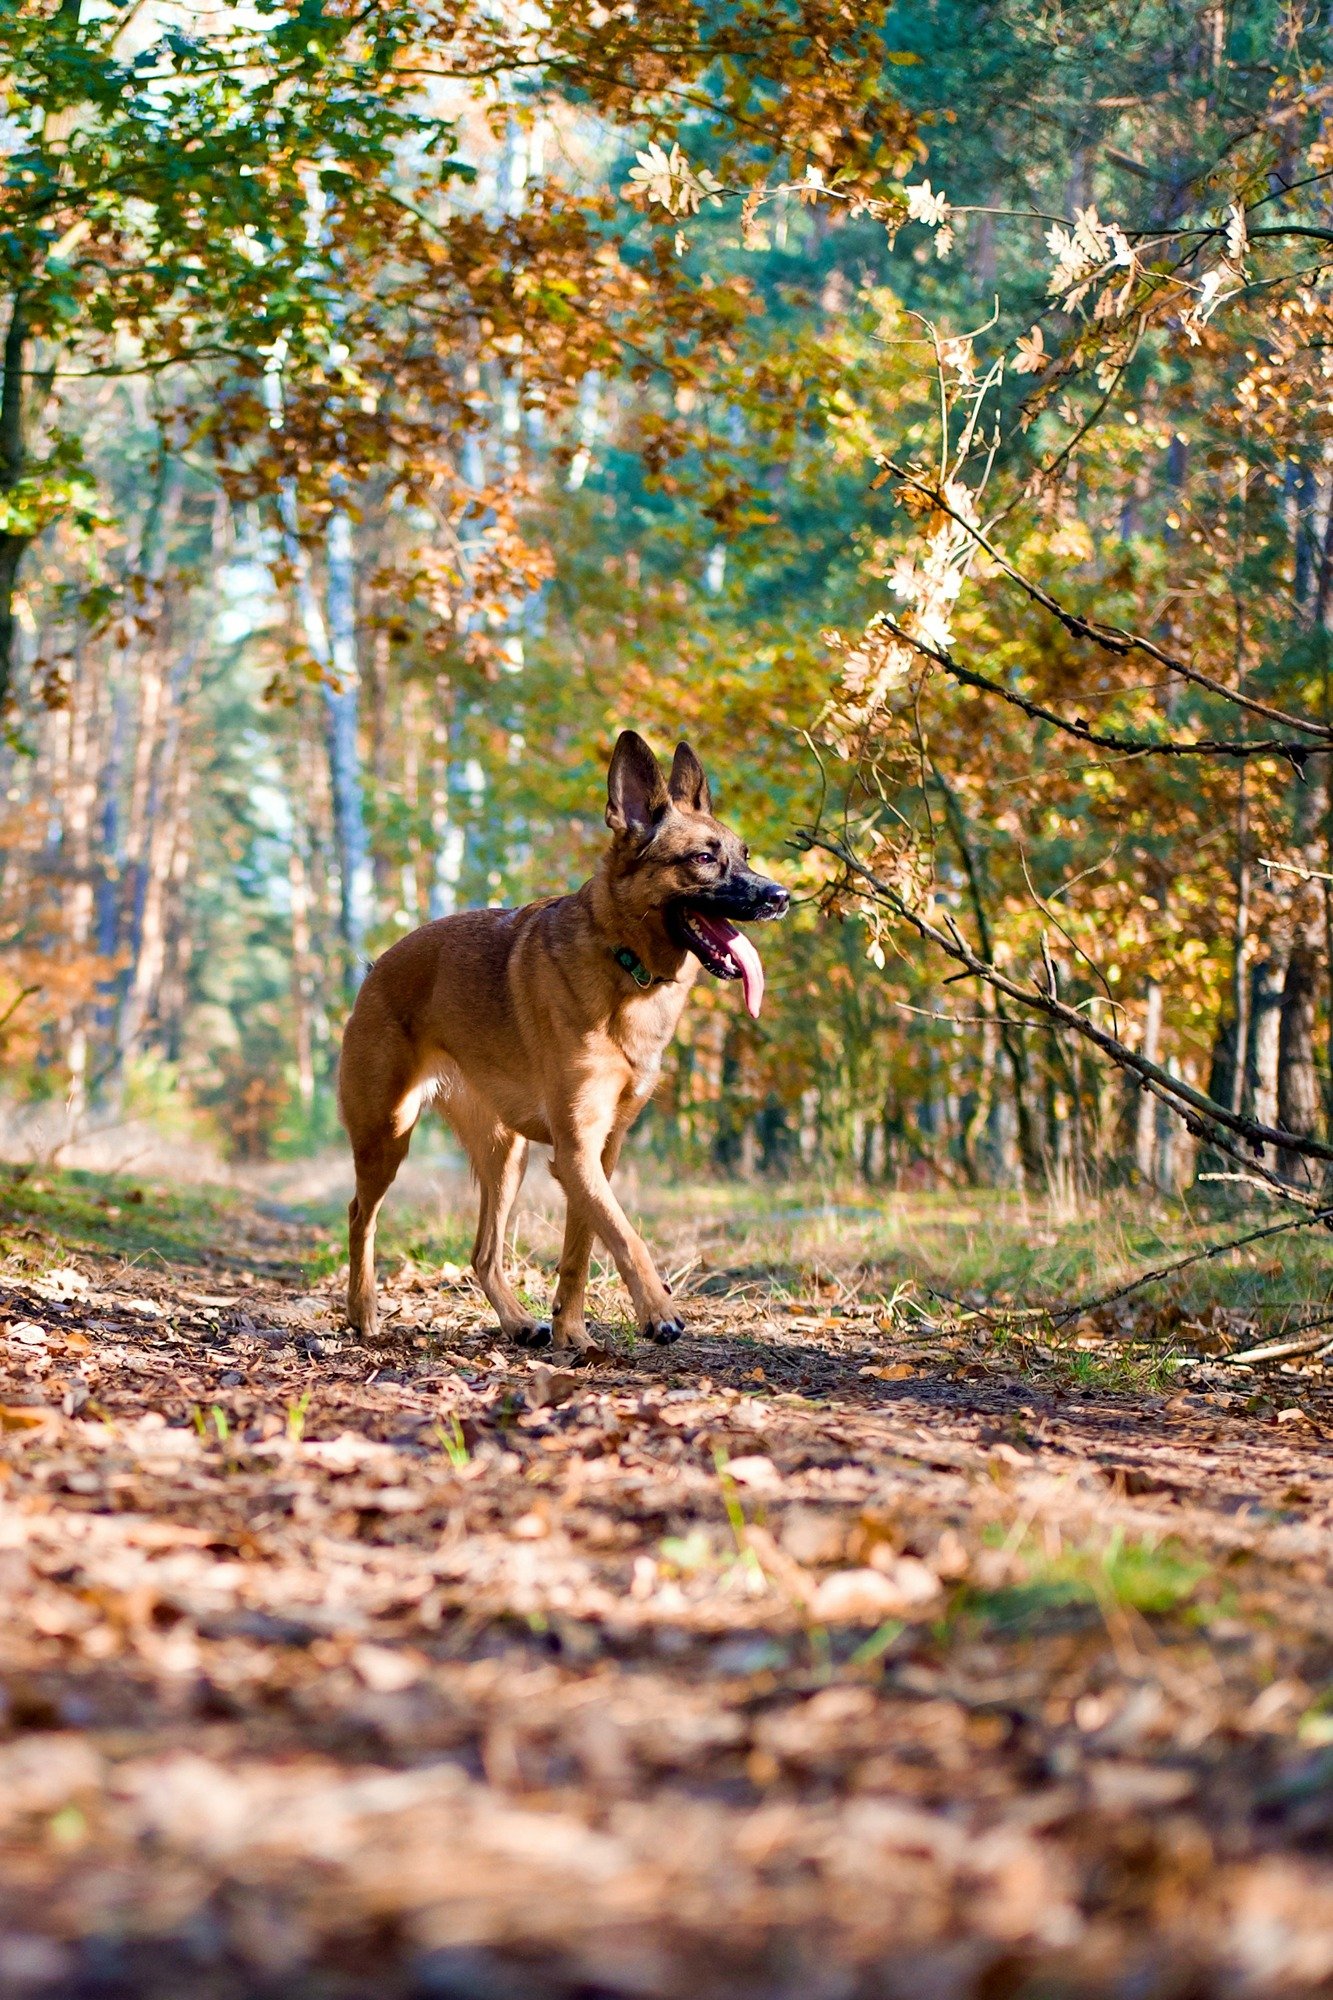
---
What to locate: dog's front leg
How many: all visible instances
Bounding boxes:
[551,1199,596,1352]
[550,1129,625,1352]
[551,1126,683,1345]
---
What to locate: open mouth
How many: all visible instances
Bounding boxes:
[675,907,765,1018]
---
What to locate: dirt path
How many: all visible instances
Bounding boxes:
[2,1193,1333,1999]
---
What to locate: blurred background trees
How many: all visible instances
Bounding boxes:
[2,0,1331,1202]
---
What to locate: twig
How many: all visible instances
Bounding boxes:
[0,984,39,1038]
[1197,1171,1316,1207]
[882,615,1314,765]
[1259,856,1333,886]
[1048,1209,1333,1328]
[1226,1316,1333,1366]
[883,464,1333,740]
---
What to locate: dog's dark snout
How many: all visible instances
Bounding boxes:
[751,877,789,917]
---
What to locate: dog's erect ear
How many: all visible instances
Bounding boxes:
[606,730,670,838]
[668,741,712,816]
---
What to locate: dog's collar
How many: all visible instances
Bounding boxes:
[612,944,666,989]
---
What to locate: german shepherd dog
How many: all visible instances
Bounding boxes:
[338,732,789,1351]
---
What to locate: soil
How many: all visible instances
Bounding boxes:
[1,1195,1333,1999]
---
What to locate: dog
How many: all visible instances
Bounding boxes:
[337,730,789,1350]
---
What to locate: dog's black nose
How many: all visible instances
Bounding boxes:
[764,884,790,915]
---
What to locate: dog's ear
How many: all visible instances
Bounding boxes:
[606,730,670,838]
[668,740,712,815]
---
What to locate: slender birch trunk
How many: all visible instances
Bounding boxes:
[117,652,197,1064]
[278,486,369,996]
[288,828,316,1107]
[62,640,96,1124]
[428,674,459,919]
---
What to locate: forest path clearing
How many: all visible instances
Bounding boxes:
[0,1174,1331,1997]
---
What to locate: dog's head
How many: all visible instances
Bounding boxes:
[604,730,788,1016]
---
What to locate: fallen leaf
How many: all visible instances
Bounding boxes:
[527,1366,582,1409]
[1087,1762,1195,1811]
[812,1564,940,1623]
[0,1405,51,1431]
[33,1268,88,1299]
[351,1643,423,1694]
[726,1455,780,1490]
[780,1506,846,1566]
[5,1322,47,1346]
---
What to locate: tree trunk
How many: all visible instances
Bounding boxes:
[110,454,186,1070]
[961,1005,995,1184]
[117,653,196,1065]
[934,772,1043,1186]
[1287,458,1318,614]
[324,506,370,991]
[1230,771,1251,1117]
[1277,939,1321,1185]
[0,293,30,710]
[156,785,194,1066]
[1135,980,1162,1186]
[1198,1015,1241,1188]
[367,618,394,914]
[1247,954,1286,1135]
[62,639,97,1125]
[428,675,461,919]
[277,485,369,998]
[288,826,316,1107]
[0,534,25,712]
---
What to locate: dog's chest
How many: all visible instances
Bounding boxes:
[613,989,686,1096]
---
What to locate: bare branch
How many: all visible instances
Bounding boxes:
[884,617,1314,764]
[801,830,1333,1169]
[883,464,1333,741]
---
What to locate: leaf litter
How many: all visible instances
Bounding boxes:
[0,1189,1332,1996]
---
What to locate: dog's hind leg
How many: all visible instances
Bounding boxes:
[346,1125,415,1339]
[450,1094,545,1345]
[339,1011,422,1340]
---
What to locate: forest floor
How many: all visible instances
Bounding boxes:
[1,1164,1333,1999]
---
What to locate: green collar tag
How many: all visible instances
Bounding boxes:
[613,945,655,988]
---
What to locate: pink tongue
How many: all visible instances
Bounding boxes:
[695,913,765,1018]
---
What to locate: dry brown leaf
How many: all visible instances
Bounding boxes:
[0,1404,51,1430]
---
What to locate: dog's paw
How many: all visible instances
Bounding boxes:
[643,1314,685,1345]
[513,1321,553,1351]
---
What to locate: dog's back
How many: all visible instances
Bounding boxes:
[339,902,548,1140]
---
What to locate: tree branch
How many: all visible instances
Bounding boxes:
[884,463,1333,741]
[801,830,1333,1170]
[884,618,1314,765]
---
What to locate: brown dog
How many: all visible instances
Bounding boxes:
[337,731,788,1350]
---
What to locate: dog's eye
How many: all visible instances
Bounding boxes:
[690,851,717,867]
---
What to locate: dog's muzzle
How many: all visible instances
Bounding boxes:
[668,873,788,1018]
